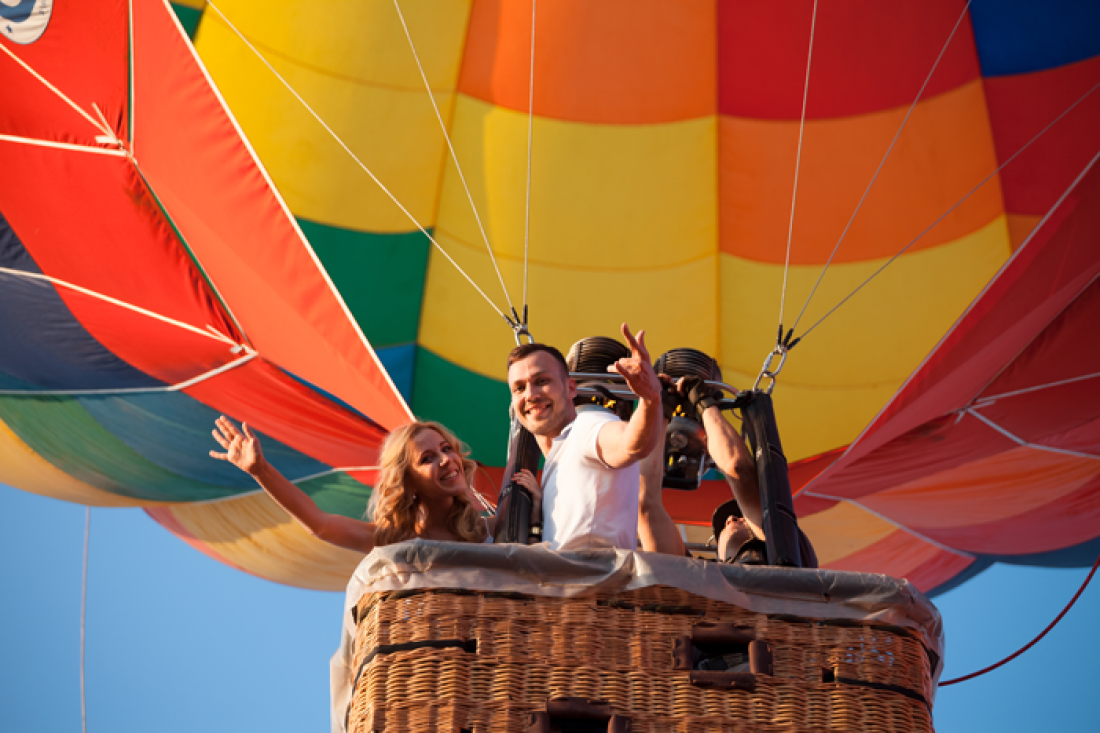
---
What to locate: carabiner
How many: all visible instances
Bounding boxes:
[751,345,788,394]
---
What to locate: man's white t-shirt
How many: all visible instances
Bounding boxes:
[541,405,640,550]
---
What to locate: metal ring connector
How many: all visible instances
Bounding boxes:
[752,346,788,394]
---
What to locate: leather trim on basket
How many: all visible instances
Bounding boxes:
[528,697,631,733]
[691,622,756,645]
[359,638,478,670]
[673,622,772,676]
[353,588,536,627]
[345,638,479,730]
[833,676,931,712]
[598,598,703,616]
[688,670,756,691]
[749,639,774,675]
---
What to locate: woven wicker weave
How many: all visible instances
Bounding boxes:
[347,585,935,733]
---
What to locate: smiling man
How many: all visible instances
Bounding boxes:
[506,323,663,550]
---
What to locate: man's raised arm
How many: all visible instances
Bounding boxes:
[595,323,663,469]
[679,377,763,533]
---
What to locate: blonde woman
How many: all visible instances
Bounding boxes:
[209,416,541,552]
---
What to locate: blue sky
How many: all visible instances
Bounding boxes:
[1,485,1097,732]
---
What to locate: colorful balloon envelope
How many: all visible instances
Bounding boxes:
[1,0,1097,591]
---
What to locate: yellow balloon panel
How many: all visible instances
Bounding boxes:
[435,95,718,269]
[169,492,364,591]
[195,0,473,231]
[721,216,1010,385]
[0,419,154,507]
[419,230,719,381]
[199,0,471,92]
[719,216,1010,458]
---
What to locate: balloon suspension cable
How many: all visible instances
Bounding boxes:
[777,0,818,331]
[790,0,972,335]
[752,326,799,395]
[0,42,115,141]
[796,86,1100,345]
[390,0,517,316]
[522,0,538,312]
[204,1,509,325]
[80,507,90,733]
[939,550,1100,686]
[473,463,500,517]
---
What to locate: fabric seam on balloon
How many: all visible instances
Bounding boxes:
[973,370,1100,407]
[201,11,442,94]
[0,134,128,156]
[800,492,975,559]
[178,465,379,506]
[965,408,1100,462]
[0,266,244,346]
[0,41,115,138]
[0,352,256,396]
[433,225,716,272]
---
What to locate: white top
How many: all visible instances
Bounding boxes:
[541,405,640,550]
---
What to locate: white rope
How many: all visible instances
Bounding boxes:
[966,408,1100,461]
[0,134,127,156]
[179,464,384,506]
[80,506,90,733]
[469,485,497,515]
[204,1,508,322]
[128,0,136,142]
[0,266,244,346]
[290,465,382,484]
[90,103,120,147]
[184,464,497,510]
[390,0,516,317]
[522,0,538,315]
[974,371,1100,407]
[0,42,113,139]
[791,0,973,333]
[777,0,819,331]
[796,83,1100,342]
[802,490,976,558]
[972,372,1100,405]
[0,352,257,396]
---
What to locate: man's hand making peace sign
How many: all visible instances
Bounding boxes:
[594,323,665,469]
[607,323,662,405]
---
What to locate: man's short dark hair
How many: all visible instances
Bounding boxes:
[507,343,570,380]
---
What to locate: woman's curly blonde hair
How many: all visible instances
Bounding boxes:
[366,421,487,546]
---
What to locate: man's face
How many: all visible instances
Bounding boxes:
[507,351,577,438]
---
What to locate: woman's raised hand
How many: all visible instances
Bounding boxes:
[210,416,265,475]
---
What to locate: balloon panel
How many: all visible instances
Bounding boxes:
[459,0,717,124]
[969,0,1100,76]
[170,2,204,39]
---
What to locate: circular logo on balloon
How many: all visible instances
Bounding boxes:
[1,0,53,45]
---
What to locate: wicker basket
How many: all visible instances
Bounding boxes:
[346,582,936,733]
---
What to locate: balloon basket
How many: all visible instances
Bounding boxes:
[337,544,942,733]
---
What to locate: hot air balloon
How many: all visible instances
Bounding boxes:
[2,0,1098,602]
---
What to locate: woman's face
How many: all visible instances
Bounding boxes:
[404,428,468,501]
